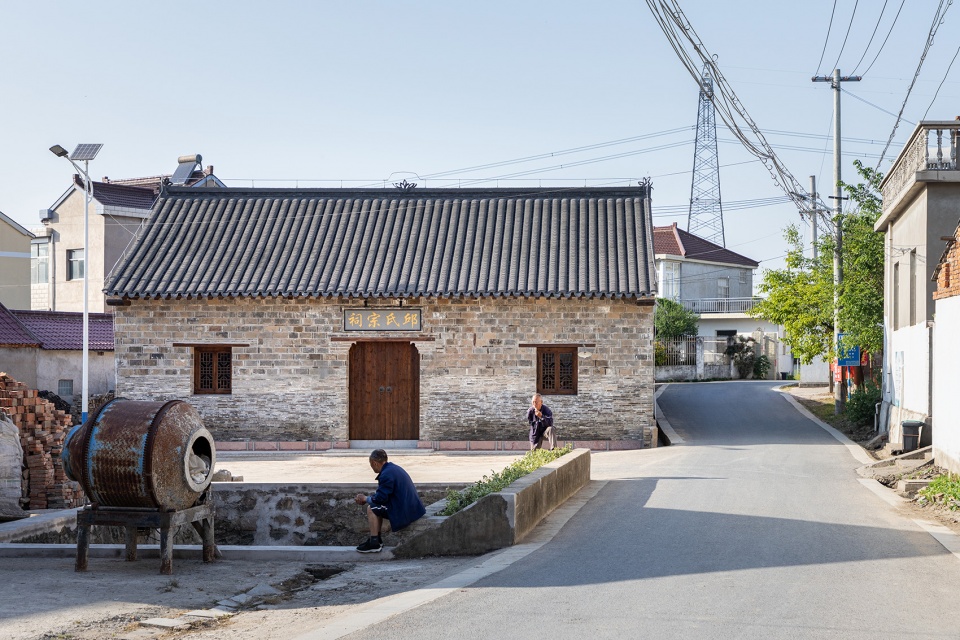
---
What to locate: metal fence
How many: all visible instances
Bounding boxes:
[655,336,731,366]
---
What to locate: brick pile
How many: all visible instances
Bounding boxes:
[0,372,85,510]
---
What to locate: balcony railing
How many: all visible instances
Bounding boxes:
[882,121,960,214]
[680,297,760,314]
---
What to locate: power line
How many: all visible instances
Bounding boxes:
[841,87,916,125]
[644,0,828,217]
[922,40,960,120]
[816,0,840,75]
[850,0,890,75]
[876,0,954,168]
[860,0,908,77]
[830,0,860,73]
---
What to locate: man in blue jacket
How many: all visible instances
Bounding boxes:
[353,449,426,553]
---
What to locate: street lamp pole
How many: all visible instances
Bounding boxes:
[49,144,102,424]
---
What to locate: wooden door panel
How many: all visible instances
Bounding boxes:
[349,342,419,440]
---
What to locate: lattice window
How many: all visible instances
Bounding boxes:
[537,346,577,395]
[194,346,232,394]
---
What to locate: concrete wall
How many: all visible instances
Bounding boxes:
[115,297,655,443]
[799,357,830,385]
[35,350,114,402]
[0,348,39,389]
[697,318,792,375]
[672,260,753,301]
[395,448,591,557]
[210,483,458,546]
[0,348,112,403]
[879,182,960,436]
[934,283,960,474]
[0,217,32,310]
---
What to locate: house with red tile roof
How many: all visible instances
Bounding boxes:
[0,302,114,404]
[653,223,794,379]
[31,155,224,313]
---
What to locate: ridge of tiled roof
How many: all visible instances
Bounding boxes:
[10,309,114,351]
[106,186,656,300]
[0,303,42,348]
[103,170,208,190]
[653,223,758,268]
[73,175,157,210]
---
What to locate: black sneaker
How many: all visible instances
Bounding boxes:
[356,537,383,553]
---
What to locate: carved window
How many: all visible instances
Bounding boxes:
[537,346,577,395]
[194,346,232,394]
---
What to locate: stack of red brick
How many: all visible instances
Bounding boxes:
[0,373,85,510]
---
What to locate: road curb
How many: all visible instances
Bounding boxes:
[654,384,684,445]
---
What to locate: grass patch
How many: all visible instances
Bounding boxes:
[917,474,960,510]
[439,445,573,516]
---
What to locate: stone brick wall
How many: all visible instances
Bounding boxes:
[114,296,655,442]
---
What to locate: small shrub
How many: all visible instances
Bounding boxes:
[725,336,757,379]
[844,381,881,426]
[654,341,667,366]
[753,354,772,379]
[440,445,572,515]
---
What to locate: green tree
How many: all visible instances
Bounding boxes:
[654,298,699,339]
[751,160,883,362]
[836,161,884,355]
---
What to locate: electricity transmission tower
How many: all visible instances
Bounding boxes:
[687,65,725,247]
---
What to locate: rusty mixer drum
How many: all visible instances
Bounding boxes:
[63,399,216,511]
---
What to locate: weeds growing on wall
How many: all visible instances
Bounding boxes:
[439,445,572,516]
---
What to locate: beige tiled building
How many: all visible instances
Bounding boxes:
[0,211,34,310]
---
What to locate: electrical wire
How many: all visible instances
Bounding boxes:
[860,0,908,77]
[644,0,829,217]
[850,0,890,75]
[816,0,840,76]
[830,0,860,73]
[876,0,954,168]
[841,87,916,124]
[922,40,960,120]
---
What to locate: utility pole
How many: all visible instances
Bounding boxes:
[812,69,860,415]
[808,175,819,261]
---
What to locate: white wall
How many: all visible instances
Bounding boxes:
[799,357,829,385]
[697,317,793,375]
[934,296,960,474]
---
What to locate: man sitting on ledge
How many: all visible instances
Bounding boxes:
[354,449,426,553]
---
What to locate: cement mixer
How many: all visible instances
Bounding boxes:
[63,398,215,511]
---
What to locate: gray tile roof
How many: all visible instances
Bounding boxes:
[74,175,157,210]
[105,186,656,300]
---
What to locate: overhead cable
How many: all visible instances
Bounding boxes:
[645,0,828,216]
[876,0,954,168]
[859,0,908,77]
[850,0,890,75]
[830,0,861,73]
[815,0,840,75]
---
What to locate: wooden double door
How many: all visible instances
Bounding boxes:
[348,341,420,440]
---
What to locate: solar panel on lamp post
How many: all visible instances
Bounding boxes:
[49,143,102,424]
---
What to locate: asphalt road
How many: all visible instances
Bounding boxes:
[338,381,960,639]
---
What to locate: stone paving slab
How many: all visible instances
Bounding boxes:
[139,618,191,630]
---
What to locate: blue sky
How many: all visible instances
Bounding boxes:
[2,1,958,277]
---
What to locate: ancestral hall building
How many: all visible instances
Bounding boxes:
[105,185,658,449]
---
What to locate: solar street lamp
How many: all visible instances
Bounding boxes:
[49,143,103,424]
